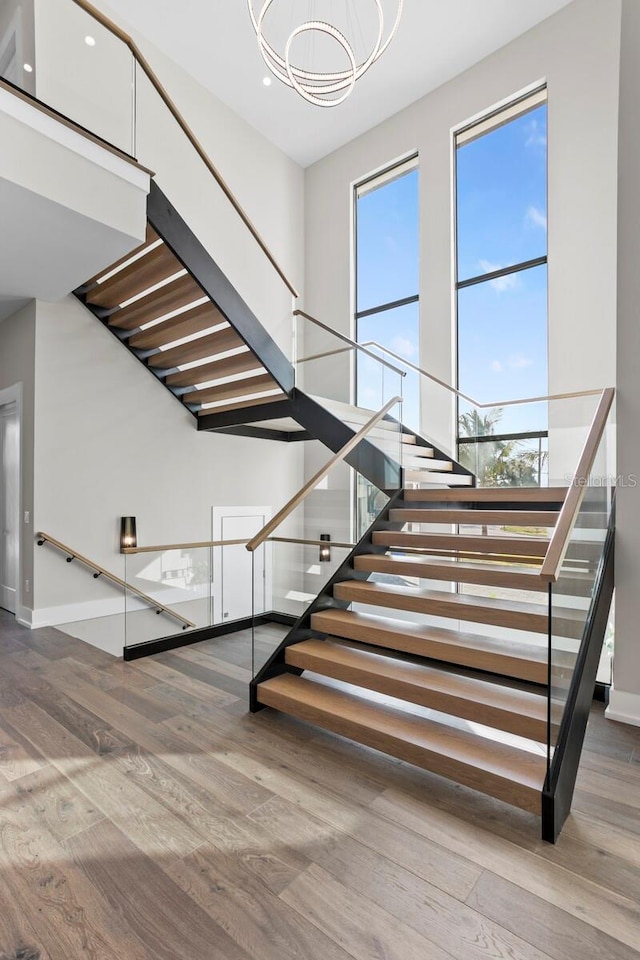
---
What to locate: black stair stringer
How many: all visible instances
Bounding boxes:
[146,182,295,395]
[249,488,406,711]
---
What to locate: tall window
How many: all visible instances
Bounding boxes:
[455,89,548,485]
[355,157,420,429]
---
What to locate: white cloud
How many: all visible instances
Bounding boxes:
[491,360,504,373]
[526,205,547,231]
[478,261,519,294]
[508,353,533,370]
[525,118,547,149]
[391,335,417,359]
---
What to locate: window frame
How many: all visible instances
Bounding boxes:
[453,86,549,481]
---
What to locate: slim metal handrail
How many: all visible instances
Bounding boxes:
[69,0,299,299]
[247,395,404,552]
[539,387,615,583]
[36,532,196,628]
[294,310,406,377]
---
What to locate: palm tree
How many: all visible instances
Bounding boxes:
[458,407,546,488]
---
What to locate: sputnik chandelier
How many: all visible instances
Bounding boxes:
[247,1,404,107]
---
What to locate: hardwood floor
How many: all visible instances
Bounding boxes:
[0,608,639,960]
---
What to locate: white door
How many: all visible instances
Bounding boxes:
[0,402,19,614]
[216,511,268,622]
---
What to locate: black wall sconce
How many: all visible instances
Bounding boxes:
[319,533,331,563]
[120,516,137,552]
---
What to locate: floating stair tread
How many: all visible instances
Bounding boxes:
[187,373,276,406]
[83,225,159,287]
[404,457,452,471]
[310,397,403,433]
[372,530,550,558]
[406,472,474,486]
[354,553,553,592]
[86,242,180,308]
[165,351,258,389]
[257,674,546,812]
[310,608,550,683]
[332,580,584,637]
[389,509,560,526]
[286,639,548,741]
[107,274,203,330]
[147,326,243,369]
[128,301,225,350]
[403,487,568,503]
[197,393,286,418]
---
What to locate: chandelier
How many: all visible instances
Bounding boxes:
[247,1,404,108]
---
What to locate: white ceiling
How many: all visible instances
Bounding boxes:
[103,0,573,167]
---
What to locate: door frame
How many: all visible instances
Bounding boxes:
[211,505,272,625]
[0,382,23,620]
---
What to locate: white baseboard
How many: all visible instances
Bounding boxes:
[605,687,640,727]
[15,605,35,628]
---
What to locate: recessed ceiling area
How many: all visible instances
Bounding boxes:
[102,0,574,166]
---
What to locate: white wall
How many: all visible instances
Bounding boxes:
[0,301,35,622]
[608,0,640,727]
[304,0,620,459]
[32,297,304,636]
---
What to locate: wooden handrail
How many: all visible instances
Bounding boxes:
[539,387,615,583]
[69,0,299,299]
[36,532,195,628]
[122,536,357,554]
[247,395,404,552]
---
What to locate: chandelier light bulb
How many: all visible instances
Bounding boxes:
[248,0,403,107]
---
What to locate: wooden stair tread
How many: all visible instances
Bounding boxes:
[286,639,548,741]
[310,609,550,683]
[354,553,550,592]
[389,509,560,526]
[406,472,474,486]
[372,530,550,558]
[403,487,568,503]
[332,580,584,637]
[128,301,225,350]
[86,242,180,308]
[197,393,286,418]
[403,457,452,471]
[187,373,276,406]
[84,225,159,287]
[147,326,243,369]
[107,274,203,331]
[257,674,546,812]
[165,351,259,388]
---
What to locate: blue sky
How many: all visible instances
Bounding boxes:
[356,103,548,438]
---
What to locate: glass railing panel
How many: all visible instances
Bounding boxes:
[123,546,212,650]
[0,0,36,95]
[33,0,135,154]
[547,394,614,765]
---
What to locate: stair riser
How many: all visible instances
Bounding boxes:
[285,648,547,741]
[257,684,541,813]
[310,613,548,684]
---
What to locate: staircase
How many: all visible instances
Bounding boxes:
[252,477,615,839]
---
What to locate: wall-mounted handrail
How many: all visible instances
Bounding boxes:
[294,310,407,377]
[247,395,403,552]
[36,531,196,629]
[69,0,299,299]
[539,387,615,583]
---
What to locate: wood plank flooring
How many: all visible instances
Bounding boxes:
[0,609,639,960]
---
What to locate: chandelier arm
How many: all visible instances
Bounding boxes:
[247,0,403,106]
